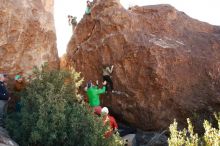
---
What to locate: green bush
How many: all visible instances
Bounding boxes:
[168,113,220,146]
[6,66,123,146]
[203,113,220,146]
[168,118,199,146]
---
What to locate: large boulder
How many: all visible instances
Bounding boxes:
[0,0,59,75]
[66,0,220,130]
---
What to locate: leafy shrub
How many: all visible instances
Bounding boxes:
[168,118,198,146]
[6,66,123,146]
[203,113,220,146]
[168,113,220,146]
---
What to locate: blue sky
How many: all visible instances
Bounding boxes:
[54,0,220,56]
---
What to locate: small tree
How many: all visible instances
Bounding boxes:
[203,113,220,146]
[6,66,123,146]
[168,119,187,146]
[168,118,199,146]
[185,118,199,146]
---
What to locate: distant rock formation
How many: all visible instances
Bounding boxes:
[0,0,59,76]
[66,0,220,130]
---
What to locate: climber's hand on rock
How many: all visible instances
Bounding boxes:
[103,81,107,85]
[96,80,99,85]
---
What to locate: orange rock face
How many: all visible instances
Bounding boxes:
[67,0,220,130]
[0,0,59,75]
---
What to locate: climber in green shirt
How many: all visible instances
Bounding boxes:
[86,80,107,115]
[86,80,107,107]
[85,0,92,15]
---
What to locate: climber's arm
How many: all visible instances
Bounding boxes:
[96,81,107,94]
[96,86,106,94]
[107,65,114,73]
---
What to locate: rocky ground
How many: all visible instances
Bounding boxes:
[0,127,18,146]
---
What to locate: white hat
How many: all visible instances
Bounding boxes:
[0,74,4,78]
[0,74,6,78]
[101,107,109,114]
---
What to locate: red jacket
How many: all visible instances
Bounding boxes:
[108,116,118,130]
[103,115,118,138]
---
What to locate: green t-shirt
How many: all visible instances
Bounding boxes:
[85,7,91,14]
[86,86,106,107]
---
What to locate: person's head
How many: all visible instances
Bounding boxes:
[86,80,93,89]
[102,64,108,69]
[73,16,77,20]
[101,107,109,115]
[94,106,102,115]
[0,74,7,82]
[87,0,91,5]
[15,75,22,82]
[68,15,71,18]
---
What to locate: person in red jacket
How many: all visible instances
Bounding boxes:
[101,107,118,138]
